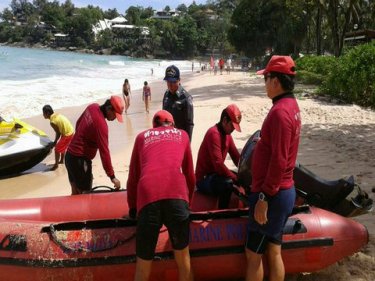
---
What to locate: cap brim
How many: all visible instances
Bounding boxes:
[233,122,241,132]
[116,112,123,123]
[256,69,266,75]
[163,77,179,82]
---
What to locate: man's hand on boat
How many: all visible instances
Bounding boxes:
[111,177,121,190]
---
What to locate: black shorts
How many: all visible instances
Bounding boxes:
[246,188,296,254]
[65,152,93,192]
[136,199,190,260]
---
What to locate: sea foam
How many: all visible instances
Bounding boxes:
[0,46,192,120]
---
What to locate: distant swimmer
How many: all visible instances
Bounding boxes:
[142,81,151,113]
[65,96,124,195]
[42,105,74,171]
[122,78,131,114]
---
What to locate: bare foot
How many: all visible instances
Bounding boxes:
[50,164,58,171]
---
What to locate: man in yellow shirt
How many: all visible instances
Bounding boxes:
[43,105,74,170]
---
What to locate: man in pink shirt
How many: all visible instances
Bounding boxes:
[127,110,195,281]
[195,104,242,209]
[245,56,301,281]
[65,95,124,195]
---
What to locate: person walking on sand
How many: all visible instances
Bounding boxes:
[42,105,74,171]
[65,96,124,195]
[214,59,219,75]
[162,65,194,141]
[142,81,151,113]
[122,78,131,114]
[219,58,225,75]
[245,55,301,281]
[195,104,242,209]
[127,110,195,281]
[226,58,232,74]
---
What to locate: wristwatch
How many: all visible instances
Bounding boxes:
[258,192,268,202]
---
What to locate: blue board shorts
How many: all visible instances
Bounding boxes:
[136,199,190,260]
[196,174,234,209]
[246,187,296,254]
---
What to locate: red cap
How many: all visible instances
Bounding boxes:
[225,104,242,132]
[110,95,124,123]
[256,55,296,75]
[153,110,174,128]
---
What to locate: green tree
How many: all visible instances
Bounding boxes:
[140,7,153,20]
[176,4,188,13]
[40,1,65,30]
[160,20,178,55]
[175,15,198,57]
[229,0,309,57]
[103,8,119,19]
[0,8,14,22]
[126,6,141,25]
[95,29,113,49]
[65,6,102,47]
[318,0,363,56]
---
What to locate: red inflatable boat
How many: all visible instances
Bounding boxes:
[0,190,368,281]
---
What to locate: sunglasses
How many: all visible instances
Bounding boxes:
[264,74,274,82]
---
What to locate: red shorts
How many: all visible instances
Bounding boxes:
[55,134,74,153]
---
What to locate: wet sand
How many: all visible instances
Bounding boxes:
[0,70,374,280]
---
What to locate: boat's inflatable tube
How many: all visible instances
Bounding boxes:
[0,191,369,281]
[0,119,52,176]
[237,130,373,217]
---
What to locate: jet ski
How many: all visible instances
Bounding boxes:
[237,130,373,217]
[0,118,53,176]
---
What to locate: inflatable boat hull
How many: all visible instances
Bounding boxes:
[0,191,368,281]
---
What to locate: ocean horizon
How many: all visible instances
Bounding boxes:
[0,46,193,120]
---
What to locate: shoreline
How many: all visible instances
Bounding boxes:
[0,46,198,120]
[0,70,374,280]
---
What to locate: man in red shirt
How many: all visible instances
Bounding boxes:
[65,96,124,195]
[245,56,301,281]
[127,110,195,281]
[195,104,242,209]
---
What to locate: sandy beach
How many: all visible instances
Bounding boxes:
[0,69,374,280]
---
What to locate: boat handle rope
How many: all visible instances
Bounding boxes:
[49,224,136,253]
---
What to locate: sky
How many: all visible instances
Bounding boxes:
[0,0,208,13]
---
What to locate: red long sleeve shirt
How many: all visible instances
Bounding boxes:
[195,124,240,182]
[67,104,115,178]
[251,94,301,196]
[127,126,195,213]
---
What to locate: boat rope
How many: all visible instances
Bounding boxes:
[49,223,136,253]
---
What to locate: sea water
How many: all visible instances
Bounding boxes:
[0,46,192,120]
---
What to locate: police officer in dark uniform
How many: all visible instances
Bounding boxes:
[162,65,194,141]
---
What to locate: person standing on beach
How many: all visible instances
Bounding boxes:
[122,79,131,114]
[162,65,194,141]
[245,56,301,281]
[219,58,225,75]
[195,104,242,209]
[142,81,151,113]
[65,96,124,195]
[214,59,219,75]
[226,58,232,74]
[127,110,195,281]
[42,105,74,171]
